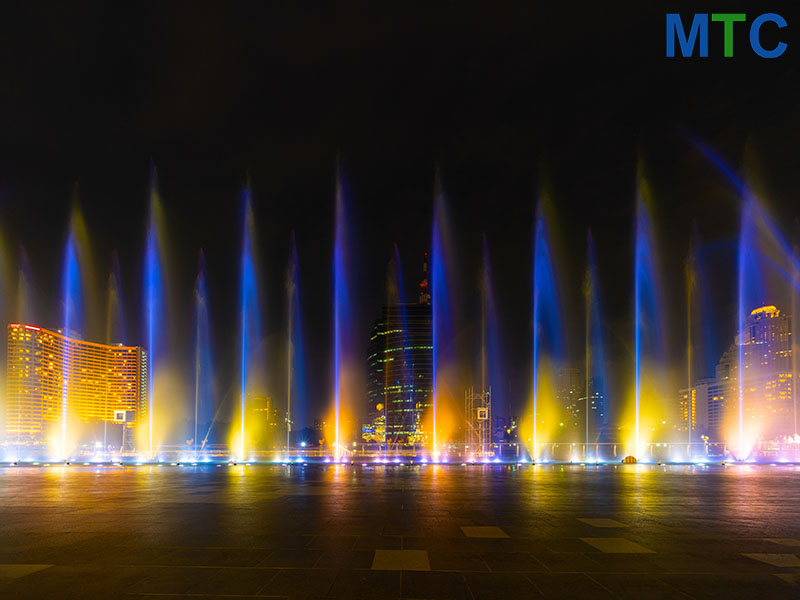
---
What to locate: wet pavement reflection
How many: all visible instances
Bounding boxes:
[0,463,798,599]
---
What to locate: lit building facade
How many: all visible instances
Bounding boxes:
[556,367,583,424]
[557,370,608,441]
[729,306,793,439]
[678,378,712,441]
[250,396,283,449]
[5,324,147,445]
[587,376,608,432]
[684,305,794,443]
[366,292,433,445]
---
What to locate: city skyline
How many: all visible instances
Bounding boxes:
[5,272,798,459]
[1,4,799,436]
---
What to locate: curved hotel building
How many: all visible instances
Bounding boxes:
[5,324,147,450]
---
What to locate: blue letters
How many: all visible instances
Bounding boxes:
[666,13,709,57]
[750,13,787,58]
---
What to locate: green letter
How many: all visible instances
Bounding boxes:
[712,14,746,57]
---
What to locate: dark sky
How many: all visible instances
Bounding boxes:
[1,1,799,428]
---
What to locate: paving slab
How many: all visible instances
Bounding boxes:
[0,564,53,579]
[742,553,800,567]
[580,537,655,554]
[461,525,510,538]
[371,549,431,571]
[578,518,628,528]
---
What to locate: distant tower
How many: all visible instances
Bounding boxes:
[419,252,431,305]
[710,305,793,442]
[365,253,433,446]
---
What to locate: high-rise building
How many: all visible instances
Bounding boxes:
[683,305,794,443]
[678,378,712,441]
[365,261,432,445]
[5,324,147,446]
[729,305,793,439]
[251,396,282,449]
[556,367,583,429]
[587,375,608,429]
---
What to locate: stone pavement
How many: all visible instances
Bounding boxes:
[0,463,798,599]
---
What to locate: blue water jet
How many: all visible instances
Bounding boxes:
[531,205,565,461]
[287,231,307,447]
[144,168,166,458]
[633,190,667,457]
[239,185,262,460]
[193,250,214,458]
[332,169,357,459]
[431,181,455,458]
[585,230,608,448]
[60,232,82,459]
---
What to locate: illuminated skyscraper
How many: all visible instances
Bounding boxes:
[729,305,793,439]
[587,376,608,429]
[366,263,432,446]
[685,305,793,443]
[556,367,583,424]
[5,324,147,446]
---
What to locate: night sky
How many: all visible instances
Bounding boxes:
[1,2,799,427]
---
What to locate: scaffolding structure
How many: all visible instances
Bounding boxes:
[464,387,492,457]
[114,410,136,455]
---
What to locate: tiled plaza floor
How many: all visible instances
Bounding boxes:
[0,463,798,598]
